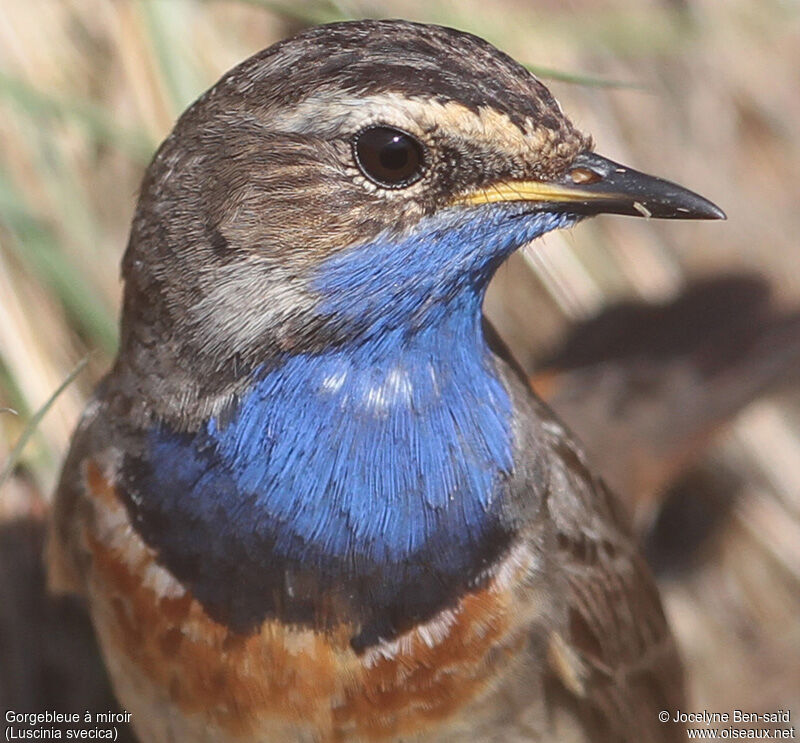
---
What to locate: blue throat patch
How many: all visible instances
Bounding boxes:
[123,206,575,642]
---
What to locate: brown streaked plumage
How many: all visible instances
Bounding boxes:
[80,462,532,741]
[49,19,723,743]
[69,401,684,742]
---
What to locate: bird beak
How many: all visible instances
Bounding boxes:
[456,151,726,220]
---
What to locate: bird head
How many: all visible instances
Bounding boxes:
[118,20,723,421]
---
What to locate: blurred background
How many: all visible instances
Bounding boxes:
[1,0,798,732]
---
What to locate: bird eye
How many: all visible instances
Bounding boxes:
[353,126,425,188]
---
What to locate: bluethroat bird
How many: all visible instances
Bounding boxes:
[48,20,725,743]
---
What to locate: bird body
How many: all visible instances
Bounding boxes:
[49,20,722,742]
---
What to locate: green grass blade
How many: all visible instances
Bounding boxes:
[0,357,88,491]
[222,0,347,25]
[139,1,205,114]
[523,63,647,90]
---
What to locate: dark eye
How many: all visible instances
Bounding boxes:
[353,126,425,188]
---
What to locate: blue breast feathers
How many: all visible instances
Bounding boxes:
[125,206,574,636]
[206,319,510,564]
[202,206,571,564]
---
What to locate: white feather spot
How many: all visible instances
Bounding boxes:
[321,370,347,392]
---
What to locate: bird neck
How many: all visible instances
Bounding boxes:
[126,278,515,642]
[120,208,571,642]
[311,207,573,344]
[203,208,572,567]
[206,289,511,562]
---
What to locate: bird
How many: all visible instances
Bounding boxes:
[47,19,725,743]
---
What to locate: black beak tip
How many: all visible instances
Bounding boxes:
[673,189,726,221]
[675,195,727,221]
[571,152,727,222]
[703,201,727,221]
